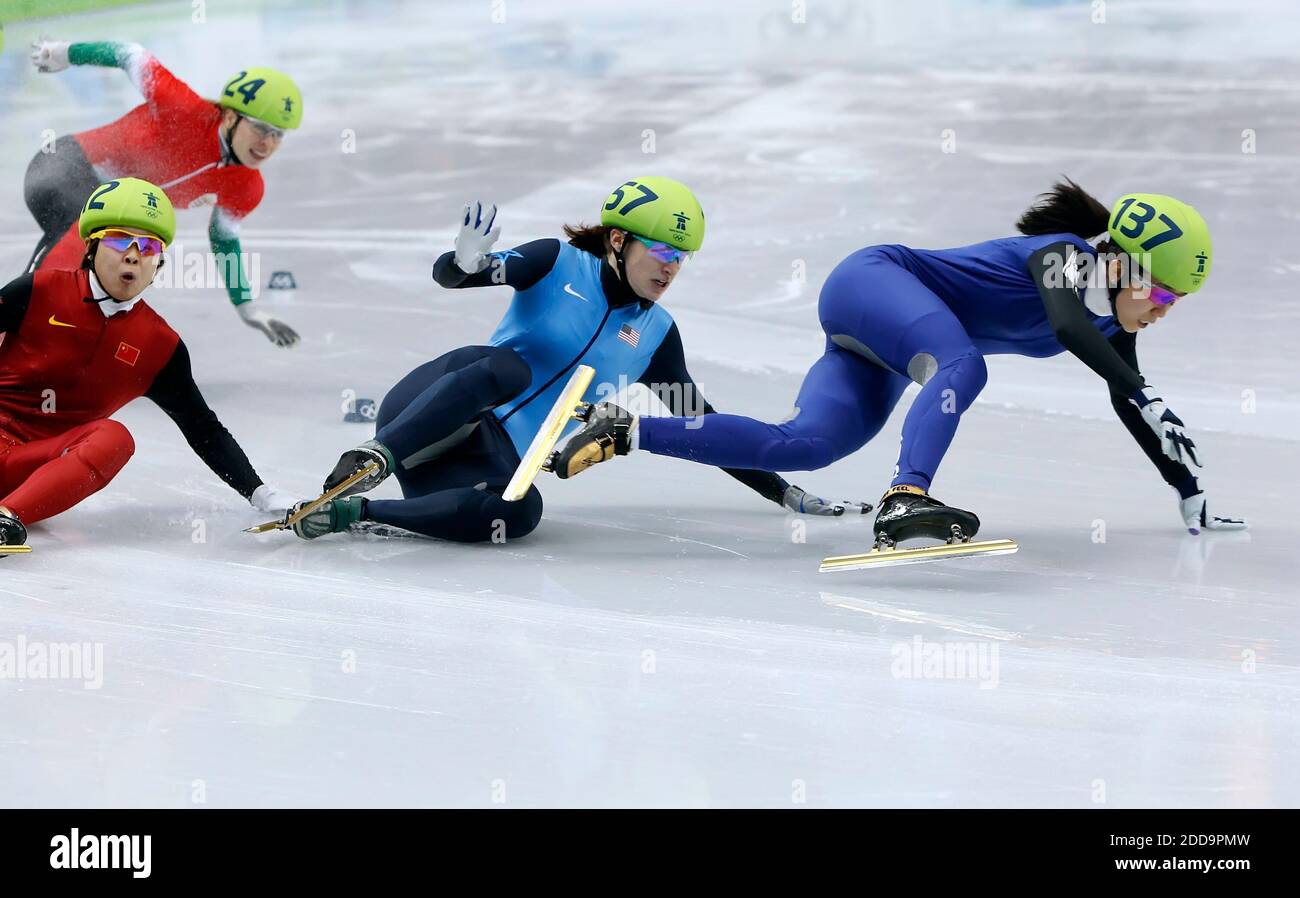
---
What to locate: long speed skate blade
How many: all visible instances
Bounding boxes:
[0,545,33,554]
[819,538,1018,572]
[503,364,596,502]
[244,462,381,534]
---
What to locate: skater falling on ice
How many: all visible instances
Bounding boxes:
[552,180,1247,548]
[289,177,864,542]
[25,39,301,347]
[0,179,298,552]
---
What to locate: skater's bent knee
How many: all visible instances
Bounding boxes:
[937,352,987,403]
[492,486,543,540]
[448,486,542,543]
[487,346,532,397]
[80,419,135,478]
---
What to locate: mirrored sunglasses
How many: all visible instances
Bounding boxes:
[630,233,692,265]
[1149,285,1181,306]
[89,229,166,256]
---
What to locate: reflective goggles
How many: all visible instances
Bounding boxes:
[630,233,693,265]
[88,228,166,256]
[245,117,286,142]
[1149,284,1181,306]
[1135,273,1181,306]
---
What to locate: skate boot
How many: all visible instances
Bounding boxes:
[0,506,28,553]
[548,402,637,479]
[323,439,396,497]
[291,496,367,540]
[872,485,980,549]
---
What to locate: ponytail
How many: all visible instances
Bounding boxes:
[1016,178,1111,241]
[562,222,615,258]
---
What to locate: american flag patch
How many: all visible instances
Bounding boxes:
[617,323,640,348]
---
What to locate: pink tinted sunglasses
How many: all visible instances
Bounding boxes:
[88,228,166,256]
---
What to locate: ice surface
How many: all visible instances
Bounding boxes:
[0,0,1296,807]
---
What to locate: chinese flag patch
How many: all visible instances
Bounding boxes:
[115,341,141,366]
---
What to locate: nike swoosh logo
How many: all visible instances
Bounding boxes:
[563,282,588,302]
[48,315,76,328]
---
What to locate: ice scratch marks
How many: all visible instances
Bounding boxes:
[819,591,1022,641]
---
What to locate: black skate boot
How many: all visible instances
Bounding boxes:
[548,402,637,479]
[323,439,396,497]
[872,485,980,549]
[0,505,29,554]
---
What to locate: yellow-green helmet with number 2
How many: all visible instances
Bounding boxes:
[78,177,177,246]
[600,177,704,251]
[219,67,303,130]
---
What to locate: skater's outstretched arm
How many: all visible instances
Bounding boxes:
[0,275,33,333]
[432,238,561,291]
[1029,242,1202,470]
[208,205,299,347]
[433,201,562,291]
[31,40,203,112]
[144,340,265,499]
[1027,243,1145,396]
[636,322,791,505]
[1105,330,1194,491]
[1106,331,1245,532]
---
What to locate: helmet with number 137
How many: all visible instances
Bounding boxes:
[1106,192,1212,295]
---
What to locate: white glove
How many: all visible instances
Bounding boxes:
[453,201,500,274]
[237,302,300,347]
[782,485,873,517]
[1179,491,1247,535]
[251,483,298,514]
[30,39,71,74]
[1132,388,1201,468]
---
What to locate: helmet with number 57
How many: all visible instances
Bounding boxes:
[600,176,704,251]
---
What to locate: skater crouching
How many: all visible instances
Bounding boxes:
[553,180,1247,544]
[0,179,296,550]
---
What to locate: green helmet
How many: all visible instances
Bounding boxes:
[78,178,176,246]
[219,67,303,130]
[600,177,704,251]
[1107,193,1212,294]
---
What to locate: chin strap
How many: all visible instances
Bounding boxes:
[220,114,244,166]
[611,230,654,310]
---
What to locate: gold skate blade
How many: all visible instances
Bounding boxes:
[503,364,596,502]
[819,538,1018,572]
[244,462,380,533]
[0,545,33,554]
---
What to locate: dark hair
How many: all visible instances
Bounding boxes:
[563,223,615,258]
[1016,178,1111,241]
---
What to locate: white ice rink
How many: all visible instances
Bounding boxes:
[0,0,1297,807]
